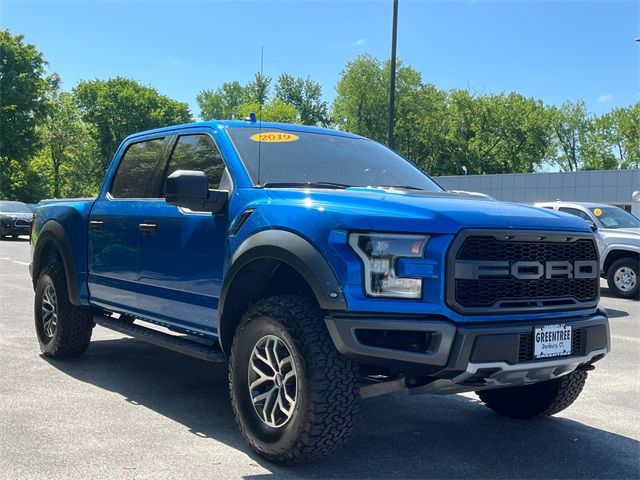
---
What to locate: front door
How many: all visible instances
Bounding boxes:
[136,130,229,333]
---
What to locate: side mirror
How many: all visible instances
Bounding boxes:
[165,170,228,214]
[586,220,598,232]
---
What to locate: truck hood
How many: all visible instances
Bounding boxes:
[267,187,592,234]
[600,227,640,244]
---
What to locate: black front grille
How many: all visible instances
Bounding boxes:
[518,328,584,362]
[15,219,30,226]
[448,231,599,313]
[456,278,597,307]
[458,237,596,261]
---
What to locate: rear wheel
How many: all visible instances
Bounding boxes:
[34,264,94,358]
[607,257,639,299]
[477,369,588,419]
[229,295,360,464]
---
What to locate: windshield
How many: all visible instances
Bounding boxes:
[590,206,640,229]
[227,127,443,191]
[0,202,32,213]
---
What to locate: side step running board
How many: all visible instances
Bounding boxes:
[93,315,227,363]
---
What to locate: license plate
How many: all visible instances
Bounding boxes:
[534,324,572,359]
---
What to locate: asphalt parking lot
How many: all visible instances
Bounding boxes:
[1,237,638,479]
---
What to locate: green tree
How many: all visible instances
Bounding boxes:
[592,103,640,169]
[37,91,101,197]
[74,77,193,168]
[0,30,54,201]
[0,30,52,161]
[239,100,299,123]
[274,74,330,126]
[246,72,271,106]
[197,81,248,120]
[333,54,387,142]
[548,101,591,172]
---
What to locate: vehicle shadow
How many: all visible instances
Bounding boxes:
[45,338,640,479]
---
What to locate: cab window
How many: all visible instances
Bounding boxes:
[165,134,226,190]
[110,138,166,198]
[559,207,592,222]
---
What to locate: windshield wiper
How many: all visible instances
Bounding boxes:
[261,182,352,189]
[370,185,424,191]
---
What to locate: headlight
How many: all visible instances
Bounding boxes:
[349,233,429,299]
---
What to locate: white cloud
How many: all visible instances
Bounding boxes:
[350,39,366,47]
[597,93,613,103]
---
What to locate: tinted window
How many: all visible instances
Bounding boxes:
[559,207,592,222]
[166,134,225,190]
[227,127,442,191]
[111,138,166,198]
[0,201,32,213]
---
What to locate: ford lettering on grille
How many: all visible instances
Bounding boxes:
[446,230,600,314]
[455,260,599,280]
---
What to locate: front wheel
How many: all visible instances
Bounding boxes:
[229,295,360,464]
[477,369,588,419]
[607,257,639,299]
[34,264,94,358]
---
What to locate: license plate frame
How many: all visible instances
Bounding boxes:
[534,324,572,359]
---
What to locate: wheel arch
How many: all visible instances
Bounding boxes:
[31,220,82,305]
[218,230,347,353]
[602,248,639,273]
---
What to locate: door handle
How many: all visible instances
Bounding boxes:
[138,222,157,233]
[89,219,104,230]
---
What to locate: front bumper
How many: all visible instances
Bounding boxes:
[325,308,609,395]
[0,223,30,236]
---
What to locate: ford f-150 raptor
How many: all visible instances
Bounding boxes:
[30,120,610,463]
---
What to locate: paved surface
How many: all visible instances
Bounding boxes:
[1,238,638,479]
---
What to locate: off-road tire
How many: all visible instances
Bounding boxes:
[34,264,94,358]
[229,295,360,464]
[607,257,639,299]
[477,369,588,419]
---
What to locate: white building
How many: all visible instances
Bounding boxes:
[435,169,640,217]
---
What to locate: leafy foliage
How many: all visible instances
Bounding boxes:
[74,77,193,168]
[37,91,101,197]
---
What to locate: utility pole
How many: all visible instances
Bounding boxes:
[387,0,399,150]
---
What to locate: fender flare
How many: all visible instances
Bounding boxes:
[218,230,347,341]
[32,220,82,305]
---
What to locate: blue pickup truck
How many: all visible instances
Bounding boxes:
[30,120,610,463]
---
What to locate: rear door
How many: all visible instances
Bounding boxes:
[136,129,230,333]
[88,135,170,313]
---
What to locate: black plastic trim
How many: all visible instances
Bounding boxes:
[446,229,600,315]
[31,220,82,305]
[325,311,610,372]
[218,230,347,345]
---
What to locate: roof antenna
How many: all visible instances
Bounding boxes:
[257,45,264,187]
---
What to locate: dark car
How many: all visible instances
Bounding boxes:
[0,201,33,239]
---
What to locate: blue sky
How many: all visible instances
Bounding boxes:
[2,0,639,120]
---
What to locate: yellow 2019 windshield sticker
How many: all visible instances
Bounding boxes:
[250,132,299,143]
[593,208,602,217]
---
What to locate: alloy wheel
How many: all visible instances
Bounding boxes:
[41,284,58,338]
[248,335,298,428]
